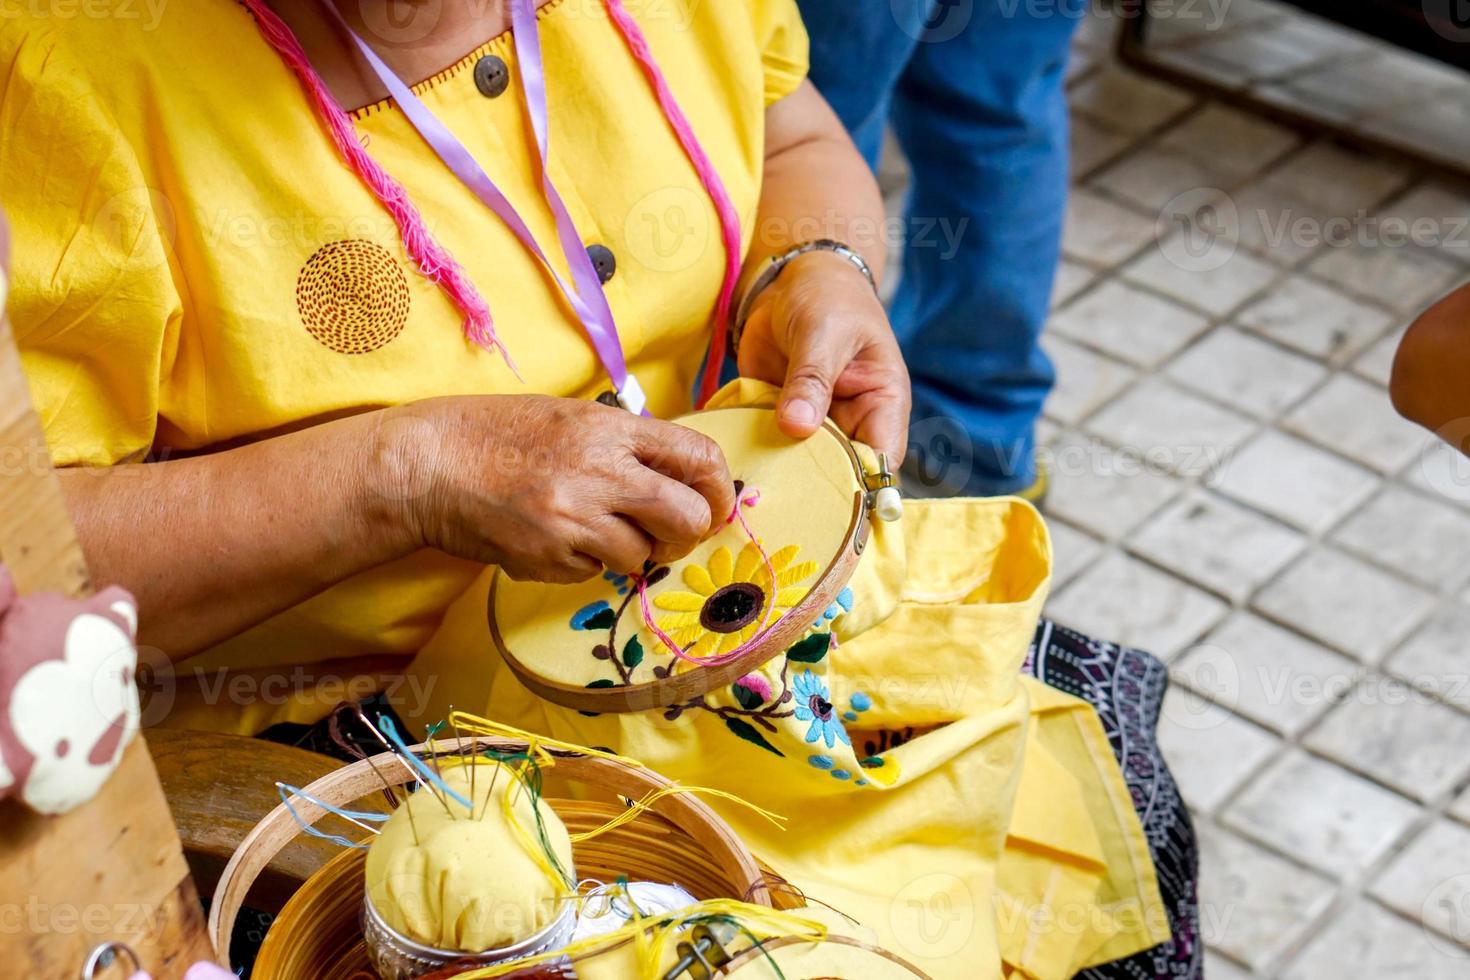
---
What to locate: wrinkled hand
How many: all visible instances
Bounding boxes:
[379,395,735,582]
[736,250,911,463]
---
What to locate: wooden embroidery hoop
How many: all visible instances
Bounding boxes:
[210,735,795,978]
[489,408,878,714]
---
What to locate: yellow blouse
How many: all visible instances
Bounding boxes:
[1,0,808,732]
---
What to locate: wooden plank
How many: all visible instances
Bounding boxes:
[0,320,90,597]
[147,728,380,914]
[0,312,214,973]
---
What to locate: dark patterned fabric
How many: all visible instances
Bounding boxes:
[1024,619,1202,980]
[256,691,415,763]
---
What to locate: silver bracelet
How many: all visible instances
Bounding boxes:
[730,239,876,356]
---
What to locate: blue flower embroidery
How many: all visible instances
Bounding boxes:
[813,586,856,629]
[793,670,850,749]
[602,570,630,596]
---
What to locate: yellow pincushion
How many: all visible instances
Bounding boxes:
[364,761,574,952]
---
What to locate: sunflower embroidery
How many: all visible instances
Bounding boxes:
[651,542,819,660]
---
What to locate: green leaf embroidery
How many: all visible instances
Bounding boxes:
[584,608,617,631]
[622,635,645,668]
[724,718,785,757]
[732,683,764,710]
[580,678,617,717]
[786,633,831,664]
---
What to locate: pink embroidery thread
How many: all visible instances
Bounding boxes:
[240,0,514,367]
[601,0,744,406]
[635,489,781,669]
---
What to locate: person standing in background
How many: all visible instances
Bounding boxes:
[795,0,1078,499]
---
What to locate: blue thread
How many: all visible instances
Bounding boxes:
[856,778,869,787]
[277,783,388,849]
[807,754,834,770]
[836,587,854,612]
[843,711,858,722]
[379,717,473,810]
[850,692,873,712]
[830,769,851,780]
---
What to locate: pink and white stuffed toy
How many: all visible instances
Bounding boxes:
[0,566,142,814]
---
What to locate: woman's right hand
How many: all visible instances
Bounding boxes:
[371,395,735,583]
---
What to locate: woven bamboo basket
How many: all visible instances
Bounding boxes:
[209,736,796,979]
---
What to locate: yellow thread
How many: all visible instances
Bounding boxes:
[570,785,786,843]
[447,711,646,769]
[450,898,829,979]
[436,714,788,898]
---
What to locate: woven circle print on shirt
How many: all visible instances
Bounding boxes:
[295,240,411,354]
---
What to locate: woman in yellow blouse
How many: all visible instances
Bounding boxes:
[2,2,1175,977]
[6,0,907,726]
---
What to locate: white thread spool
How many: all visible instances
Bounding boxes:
[571,881,699,942]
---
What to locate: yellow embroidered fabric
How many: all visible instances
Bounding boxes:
[490,403,861,688]
[0,0,807,732]
[408,382,1168,979]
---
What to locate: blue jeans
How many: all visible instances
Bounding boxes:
[796,0,1077,494]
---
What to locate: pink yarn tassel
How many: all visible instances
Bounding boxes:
[636,490,780,669]
[602,0,744,407]
[240,0,515,369]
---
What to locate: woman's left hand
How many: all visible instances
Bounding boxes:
[735,250,912,464]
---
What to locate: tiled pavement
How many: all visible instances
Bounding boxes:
[1047,4,1470,977]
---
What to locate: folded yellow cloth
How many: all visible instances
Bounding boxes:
[364,763,574,952]
[406,381,1167,978]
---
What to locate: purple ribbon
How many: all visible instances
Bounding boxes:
[322,0,644,412]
